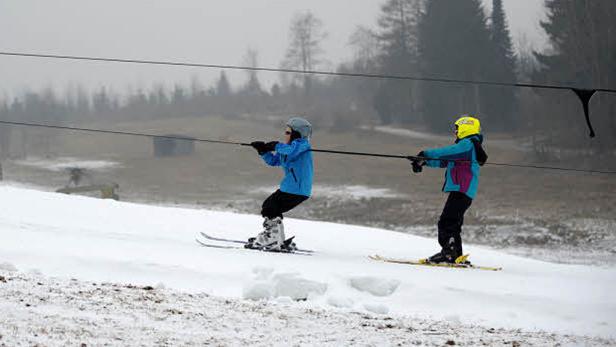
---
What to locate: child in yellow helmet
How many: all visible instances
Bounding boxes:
[410,115,487,264]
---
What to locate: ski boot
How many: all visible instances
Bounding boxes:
[427,250,456,264]
[426,250,470,265]
[245,217,285,251]
[426,235,468,264]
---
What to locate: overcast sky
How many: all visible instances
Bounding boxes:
[0,0,547,100]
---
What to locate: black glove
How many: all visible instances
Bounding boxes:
[250,141,267,155]
[411,160,424,173]
[263,141,279,153]
[408,151,426,173]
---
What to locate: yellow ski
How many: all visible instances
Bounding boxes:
[369,254,502,271]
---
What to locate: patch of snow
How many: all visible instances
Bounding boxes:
[14,157,122,172]
[252,266,274,280]
[314,185,406,200]
[242,282,275,300]
[362,125,532,151]
[243,270,327,301]
[27,268,43,276]
[326,296,354,309]
[254,185,405,200]
[274,296,294,305]
[349,276,401,297]
[361,125,449,141]
[445,314,462,325]
[0,262,18,272]
[363,302,390,315]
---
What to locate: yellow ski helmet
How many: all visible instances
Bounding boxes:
[454,115,481,139]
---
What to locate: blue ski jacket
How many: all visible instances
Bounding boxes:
[423,135,483,199]
[261,138,313,197]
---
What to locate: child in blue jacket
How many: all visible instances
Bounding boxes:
[410,116,487,263]
[247,117,313,251]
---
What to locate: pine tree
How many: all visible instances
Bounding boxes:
[74,85,91,118]
[373,0,422,125]
[0,100,11,159]
[533,1,616,150]
[242,49,263,96]
[172,85,185,105]
[535,1,616,89]
[418,0,494,132]
[93,87,113,116]
[216,71,232,97]
[378,0,421,72]
[486,0,517,131]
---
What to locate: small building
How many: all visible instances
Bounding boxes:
[153,135,195,157]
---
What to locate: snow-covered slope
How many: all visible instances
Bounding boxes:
[1,185,614,339]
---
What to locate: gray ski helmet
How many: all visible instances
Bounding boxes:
[286,117,312,139]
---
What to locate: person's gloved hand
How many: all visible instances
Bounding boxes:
[411,160,424,173]
[408,151,426,173]
[250,141,267,155]
[263,141,279,153]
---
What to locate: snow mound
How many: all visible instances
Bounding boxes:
[349,276,401,297]
[363,303,390,315]
[445,314,462,325]
[243,282,275,300]
[0,262,18,272]
[243,268,327,301]
[326,296,354,309]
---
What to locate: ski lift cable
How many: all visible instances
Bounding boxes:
[0,119,614,175]
[1,51,615,138]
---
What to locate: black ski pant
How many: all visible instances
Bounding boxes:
[437,192,473,257]
[261,189,308,219]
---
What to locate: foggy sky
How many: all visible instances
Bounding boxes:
[0,0,546,100]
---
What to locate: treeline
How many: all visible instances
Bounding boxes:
[528,1,616,156]
[1,0,615,159]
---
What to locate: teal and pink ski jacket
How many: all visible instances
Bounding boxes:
[423,135,484,199]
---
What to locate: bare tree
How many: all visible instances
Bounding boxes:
[349,26,379,71]
[281,11,327,93]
